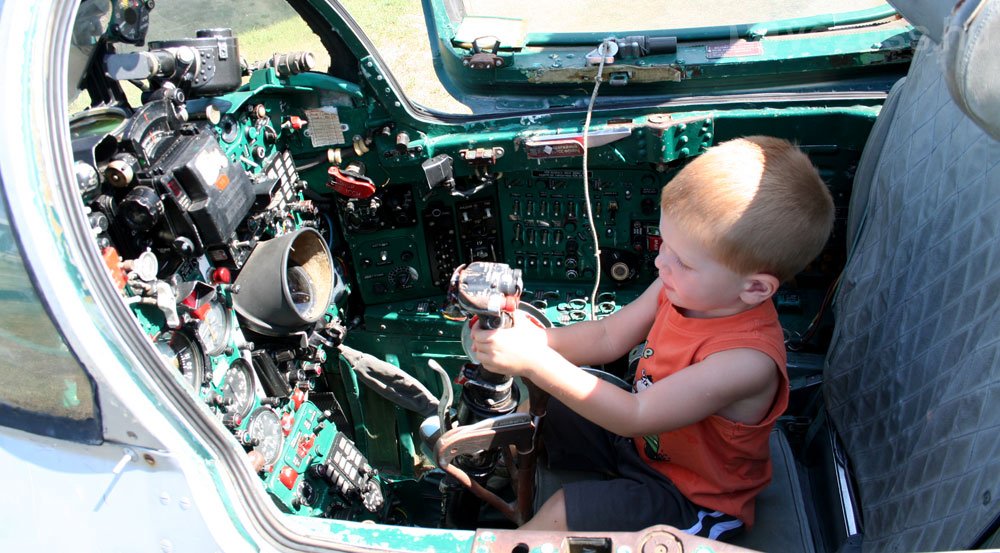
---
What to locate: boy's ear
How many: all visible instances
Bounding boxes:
[740,273,780,305]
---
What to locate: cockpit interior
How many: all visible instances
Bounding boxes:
[44,0,1000,551]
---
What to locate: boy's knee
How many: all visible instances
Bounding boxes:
[523,489,568,531]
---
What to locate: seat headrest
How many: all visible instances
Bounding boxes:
[887,0,953,42]
[944,0,1000,141]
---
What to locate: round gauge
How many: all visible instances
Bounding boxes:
[155,329,205,389]
[246,407,284,467]
[195,299,232,356]
[221,358,256,421]
[286,265,315,315]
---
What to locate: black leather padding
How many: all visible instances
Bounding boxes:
[825,36,1000,552]
[730,429,815,552]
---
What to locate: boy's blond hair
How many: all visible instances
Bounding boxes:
[660,136,834,283]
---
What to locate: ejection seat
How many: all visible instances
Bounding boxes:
[733,0,1000,551]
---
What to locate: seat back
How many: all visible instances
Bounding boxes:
[824,1,1000,550]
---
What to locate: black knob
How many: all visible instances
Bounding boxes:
[392,266,419,288]
[119,185,163,231]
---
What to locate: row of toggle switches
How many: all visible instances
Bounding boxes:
[511,224,566,247]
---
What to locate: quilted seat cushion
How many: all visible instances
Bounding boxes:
[825,36,1000,551]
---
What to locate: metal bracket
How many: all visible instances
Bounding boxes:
[608,71,630,86]
[463,38,506,70]
[459,146,505,164]
[586,40,618,66]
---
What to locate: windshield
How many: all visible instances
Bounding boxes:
[462,0,891,34]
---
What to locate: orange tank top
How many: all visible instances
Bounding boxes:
[632,290,788,527]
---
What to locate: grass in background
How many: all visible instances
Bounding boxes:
[71,0,466,113]
[237,17,332,72]
[338,0,468,112]
[0,257,96,420]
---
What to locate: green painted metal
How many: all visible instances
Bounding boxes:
[261,401,341,516]
[337,353,370,452]
[523,5,901,44]
[418,0,913,101]
[304,517,476,552]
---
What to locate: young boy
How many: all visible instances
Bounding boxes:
[470,136,834,539]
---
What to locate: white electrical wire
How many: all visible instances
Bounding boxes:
[581,41,611,320]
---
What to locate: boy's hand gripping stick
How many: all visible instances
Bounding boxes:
[444,262,523,417]
[444,261,549,421]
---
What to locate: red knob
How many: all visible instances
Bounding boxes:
[211,267,231,284]
[279,466,298,490]
[291,388,307,411]
[281,412,295,436]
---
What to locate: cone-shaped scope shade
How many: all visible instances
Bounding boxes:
[232,228,334,336]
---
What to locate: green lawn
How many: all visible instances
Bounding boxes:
[0,257,95,420]
[71,0,466,113]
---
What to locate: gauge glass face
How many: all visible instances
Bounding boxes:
[196,300,231,356]
[246,407,284,466]
[222,359,256,420]
[155,329,204,389]
[286,265,315,315]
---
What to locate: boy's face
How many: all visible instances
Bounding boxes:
[654,214,755,318]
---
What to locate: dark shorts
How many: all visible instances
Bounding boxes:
[541,399,744,540]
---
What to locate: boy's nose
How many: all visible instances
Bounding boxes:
[654,253,668,273]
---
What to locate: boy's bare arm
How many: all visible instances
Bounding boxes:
[501,345,779,436]
[471,281,777,434]
[545,281,662,366]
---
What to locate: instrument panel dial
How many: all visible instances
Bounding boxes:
[246,407,284,467]
[222,358,256,421]
[195,299,232,356]
[155,329,205,389]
